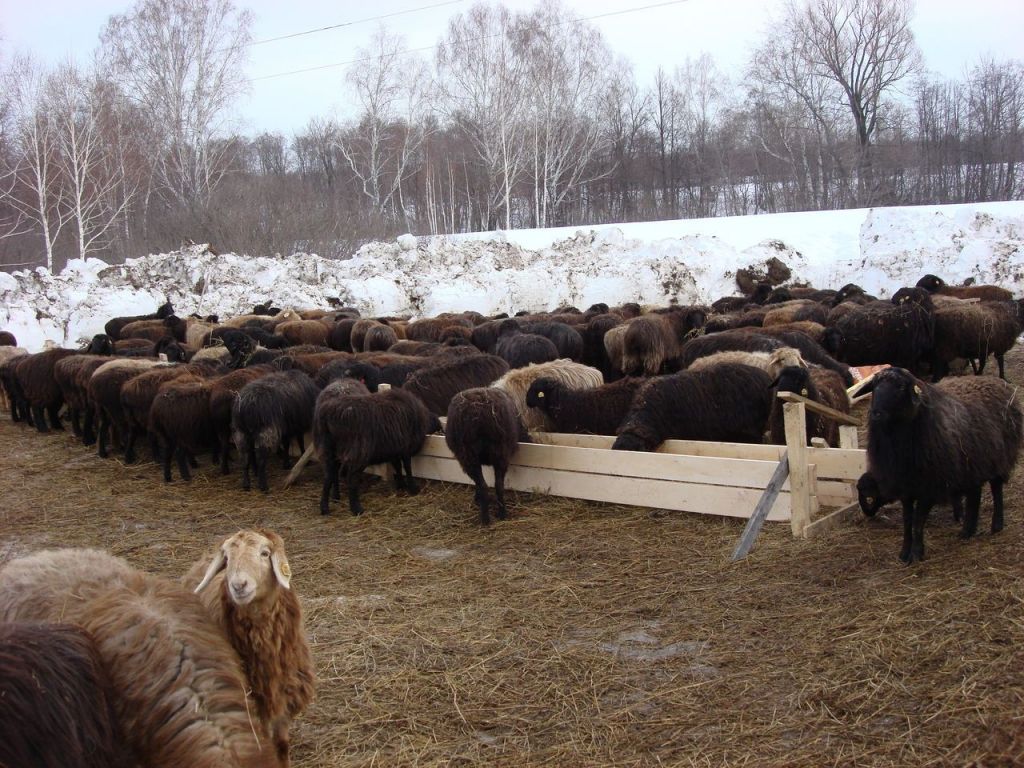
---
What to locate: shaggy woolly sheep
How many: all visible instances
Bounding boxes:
[187,530,316,767]
[491,359,604,432]
[525,376,644,436]
[861,367,1024,563]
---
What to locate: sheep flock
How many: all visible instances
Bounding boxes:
[1,271,1023,763]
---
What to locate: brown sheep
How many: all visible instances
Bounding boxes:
[277,320,329,347]
[916,274,1014,303]
[188,530,316,768]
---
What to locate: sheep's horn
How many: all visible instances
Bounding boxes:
[194,549,227,593]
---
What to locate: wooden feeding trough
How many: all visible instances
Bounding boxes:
[369,395,867,539]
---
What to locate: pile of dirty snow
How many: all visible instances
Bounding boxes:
[0,201,1021,352]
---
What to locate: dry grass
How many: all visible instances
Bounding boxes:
[2,352,1024,767]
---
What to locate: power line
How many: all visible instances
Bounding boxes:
[249,0,691,83]
[247,0,467,48]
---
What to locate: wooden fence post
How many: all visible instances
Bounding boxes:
[783,400,811,537]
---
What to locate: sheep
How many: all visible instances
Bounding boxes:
[0,621,131,768]
[88,358,166,458]
[712,282,772,314]
[581,313,622,379]
[495,325,560,369]
[613,364,774,451]
[524,376,645,436]
[326,317,358,351]
[916,274,1014,303]
[0,352,35,424]
[222,307,300,329]
[0,346,28,418]
[0,330,17,346]
[861,367,1024,564]
[767,365,850,447]
[349,318,384,353]
[403,353,510,415]
[824,300,934,374]
[445,387,529,524]
[602,324,630,379]
[149,375,218,482]
[519,321,584,361]
[929,300,1020,380]
[471,318,513,353]
[0,548,281,768]
[676,329,787,370]
[406,315,475,343]
[186,530,316,767]
[619,308,707,376]
[687,350,774,373]
[232,369,321,493]
[740,328,853,385]
[315,359,395,390]
[313,381,440,515]
[54,354,113,442]
[13,347,80,432]
[119,314,188,343]
[492,359,605,432]
[363,323,399,352]
[762,301,830,327]
[103,300,174,340]
[277,319,329,347]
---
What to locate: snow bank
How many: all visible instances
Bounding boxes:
[1,202,1021,352]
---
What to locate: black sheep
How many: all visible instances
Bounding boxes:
[231,369,321,493]
[314,382,440,515]
[148,374,218,481]
[916,274,1014,302]
[315,359,383,390]
[861,367,1023,564]
[519,321,584,361]
[13,348,79,432]
[495,329,559,369]
[403,354,510,415]
[0,622,132,768]
[445,387,528,525]
[767,365,850,447]
[104,300,174,340]
[824,301,934,374]
[613,363,774,451]
[525,376,644,436]
[581,314,622,380]
[676,329,786,370]
[0,353,32,423]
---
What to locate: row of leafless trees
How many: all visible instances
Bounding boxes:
[1,0,1022,272]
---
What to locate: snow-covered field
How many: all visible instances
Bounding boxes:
[1,201,1022,352]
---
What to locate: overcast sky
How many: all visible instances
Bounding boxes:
[3,0,1022,136]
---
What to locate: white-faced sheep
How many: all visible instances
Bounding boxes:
[0,548,281,768]
[231,369,321,493]
[524,376,645,436]
[491,359,604,432]
[861,367,1024,564]
[0,621,132,768]
[314,381,440,515]
[445,387,529,525]
[612,363,774,451]
[187,530,316,767]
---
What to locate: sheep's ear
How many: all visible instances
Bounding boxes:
[270,550,292,589]
[194,548,227,593]
[911,383,923,406]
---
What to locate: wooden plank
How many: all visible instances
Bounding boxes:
[838,425,859,450]
[731,453,790,561]
[806,447,868,480]
[804,501,861,539]
[417,438,795,490]
[406,454,792,521]
[784,400,812,537]
[776,391,859,426]
[817,479,857,499]
[528,431,786,461]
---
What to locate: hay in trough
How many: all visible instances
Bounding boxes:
[1,350,1023,766]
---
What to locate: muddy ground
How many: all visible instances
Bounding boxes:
[1,351,1023,767]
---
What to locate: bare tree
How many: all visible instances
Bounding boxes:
[0,56,68,269]
[774,0,923,203]
[99,0,252,208]
[436,3,529,230]
[335,28,431,226]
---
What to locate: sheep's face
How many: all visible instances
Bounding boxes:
[915,274,944,293]
[868,368,923,425]
[772,366,811,398]
[195,529,291,606]
[525,378,555,410]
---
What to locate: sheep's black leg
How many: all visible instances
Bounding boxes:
[968,358,979,375]
[390,460,404,491]
[47,405,63,430]
[347,465,364,516]
[403,456,419,495]
[148,434,160,462]
[96,411,110,457]
[494,463,509,520]
[69,407,82,437]
[990,478,1004,534]
[218,430,231,474]
[899,497,914,564]
[257,448,269,494]
[976,355,988,375]
[32,405,49,433]
[160,439,174,483]
[467,465,490,525]
[910,499,932,564]
[996,353,1006,380]
[959,485,982,539]
[319,450,336,515]
[240,447,252,491]
[81,407,96,445]
[177,447,192,481]
[124,426,138,464]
